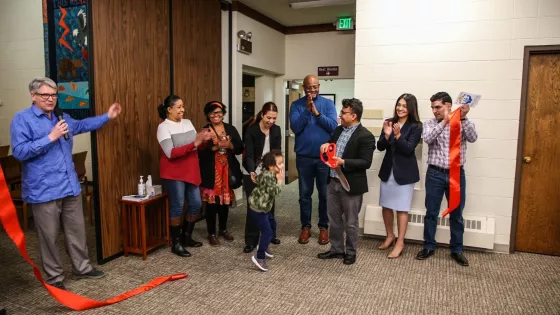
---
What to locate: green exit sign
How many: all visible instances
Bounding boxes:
[337,17,353,30]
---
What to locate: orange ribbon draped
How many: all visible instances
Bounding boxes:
[441,109,461,218]
[0,166,187,311]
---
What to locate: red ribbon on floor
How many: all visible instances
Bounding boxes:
[0,166,187,311]
[441,109,461,218]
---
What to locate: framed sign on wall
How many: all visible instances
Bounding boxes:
[320,94,336,104]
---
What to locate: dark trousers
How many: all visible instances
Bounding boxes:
[296,155,329,229]
[423,166,466,253]
[244,175,276,246]
[205,202,229,235]
[249,209,276,259]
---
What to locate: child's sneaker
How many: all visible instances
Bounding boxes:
[256,245,274,258]
[251,255,269,271]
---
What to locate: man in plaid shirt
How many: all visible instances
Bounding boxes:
[416,92,477,266]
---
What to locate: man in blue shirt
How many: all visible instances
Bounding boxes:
[289,75,338,245]
[10,77,122,290]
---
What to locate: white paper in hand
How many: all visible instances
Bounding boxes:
[455,92,481,108]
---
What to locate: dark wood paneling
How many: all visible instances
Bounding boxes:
[173,0,222,129]
[92,0,170,259]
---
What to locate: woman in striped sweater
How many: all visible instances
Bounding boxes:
[157,95,211,257]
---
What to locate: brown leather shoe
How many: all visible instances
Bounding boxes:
[208,234,220,246]
[318,228,329,245]
[219,230,234,242]
[298,227,310,244]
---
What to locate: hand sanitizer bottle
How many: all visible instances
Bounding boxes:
[146,175,152,187]
[138,176,145,195]
[146,175,153,196]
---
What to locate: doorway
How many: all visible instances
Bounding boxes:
[242,74,256,139]
[512,46,560,256]
[284,78,355,185]
[285,80,301,184]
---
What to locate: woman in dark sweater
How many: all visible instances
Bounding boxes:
[198,101,244,246]
[242,102,282,253]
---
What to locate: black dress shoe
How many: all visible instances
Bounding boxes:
[317,251,345,259]
[415,249,435,260]
[0,307,6,315]
[451,252,469,266]
[243,244,255,253]
[172,242,192,257]
[51,281,66,290]
[270,238,281,245]
[343,255,356,265]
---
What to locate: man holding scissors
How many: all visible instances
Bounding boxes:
[317,98,375,265]
[289,75,338,245]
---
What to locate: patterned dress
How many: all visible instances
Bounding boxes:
[200,132,236,205]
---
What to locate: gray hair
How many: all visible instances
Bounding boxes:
[28,77,57,93]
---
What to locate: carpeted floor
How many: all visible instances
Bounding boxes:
[1,181,560,315]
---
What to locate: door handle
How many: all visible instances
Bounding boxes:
[523,156,531,163]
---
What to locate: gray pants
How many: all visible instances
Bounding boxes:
[32,193,92,284]
[327,179,363,256]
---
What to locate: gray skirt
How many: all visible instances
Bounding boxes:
[379,169,414,212]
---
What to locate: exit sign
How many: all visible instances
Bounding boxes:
[336,17,353,30]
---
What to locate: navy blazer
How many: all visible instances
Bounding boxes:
[377,120,422,185]
[328,124,376,195]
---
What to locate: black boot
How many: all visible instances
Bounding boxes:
[171,226,191,257]
[182,221,203,247]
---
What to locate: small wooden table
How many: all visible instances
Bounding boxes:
[120,193,170,260]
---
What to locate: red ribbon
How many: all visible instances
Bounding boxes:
[0,166,187,311]
[441,109,461,218]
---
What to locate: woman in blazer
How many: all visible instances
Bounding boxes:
[198,101,244,246]
[377,93,422,258]
[242,102,282,253]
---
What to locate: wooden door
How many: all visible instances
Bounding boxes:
[285,82,301,184]
[515,52,560,255]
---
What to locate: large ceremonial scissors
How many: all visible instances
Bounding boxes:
[320,143,351,192]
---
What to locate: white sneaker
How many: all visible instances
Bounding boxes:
[251,255,269,271]
[256,245,274,258]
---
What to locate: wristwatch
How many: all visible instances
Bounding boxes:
[315,112,321,118]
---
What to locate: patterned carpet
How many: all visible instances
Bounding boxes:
[1,181,560,315]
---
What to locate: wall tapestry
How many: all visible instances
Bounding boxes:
[43,0,90,119]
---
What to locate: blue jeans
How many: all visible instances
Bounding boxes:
[423,166,466,253]
[249,209,276,259]
[162,179,201,219]
[296,155,329,229]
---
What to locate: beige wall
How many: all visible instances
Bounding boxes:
[0,0,93,178]
[285,32,355,80]
[356,0,560,247]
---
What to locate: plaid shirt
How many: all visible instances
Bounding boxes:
[330,123,360,178]
[423,118,478,169]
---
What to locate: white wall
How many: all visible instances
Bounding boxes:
[0,0,93,178]
[255,75,275,108]
[229,12,287,201]
[355,0,560,249]
[230,12,286,132]
[285,32,355,80]
[0,0,45,147]
[318,79,355,113]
